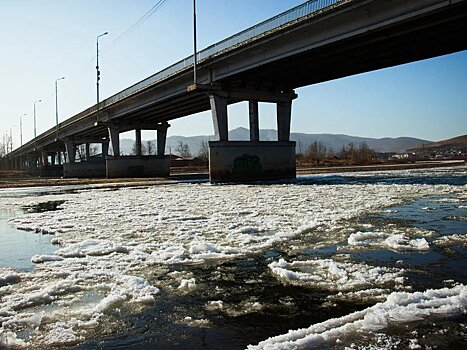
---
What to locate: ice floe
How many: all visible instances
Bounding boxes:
[0,269,21,287]
[433,234,467,248]
[269,258,405,296]
[247,284,467,349]
[347,231,430,251]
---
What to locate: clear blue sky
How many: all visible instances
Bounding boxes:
[1,0,466,149]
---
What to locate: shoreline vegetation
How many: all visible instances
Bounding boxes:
[0,159,464,189]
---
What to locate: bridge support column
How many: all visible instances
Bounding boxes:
[157,122,169,156]
[105,123,170,178]
[208,91,296,183]
[85,143,91,161]
[135,129,142,156]
[63,139,105,178]
[102,141,109,158]
[41,151,49,167]
[277,100,292,142]
[108,127,120,157]
[249,101,259,142]
[210,94,228,141]
[65,140,76,163]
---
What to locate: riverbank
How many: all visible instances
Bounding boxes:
[0,160,463,189]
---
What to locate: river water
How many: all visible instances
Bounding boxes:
[0,167,466,349]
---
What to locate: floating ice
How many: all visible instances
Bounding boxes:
[31,254,64,263]
[0,174,465,348]
[0,269,21,287]
[433,234,467,248]
[269,258,404,294]
[178,278,196,291]
[247,284,467,349]
[348,231,430,251]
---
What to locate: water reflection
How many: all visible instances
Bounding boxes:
[0,208,56,271]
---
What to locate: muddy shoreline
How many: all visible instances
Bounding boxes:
[0,160,463,189]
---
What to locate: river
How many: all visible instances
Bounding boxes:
[0,167,466,349]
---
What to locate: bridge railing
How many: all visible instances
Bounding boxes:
[10,0,344,155]
[102,0,343,108]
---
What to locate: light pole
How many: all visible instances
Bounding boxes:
[33,99,42,138]
[20,114,26,146]
[193,0,197,85]
[55,77,65,139]
[96,32,108,124]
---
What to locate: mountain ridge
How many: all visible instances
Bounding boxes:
[119,127,432,155]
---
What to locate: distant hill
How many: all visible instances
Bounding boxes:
[407,134,467,152]
[119,127,430,155]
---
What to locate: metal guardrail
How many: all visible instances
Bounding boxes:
[10,0,344,156]
[102,0,343,108]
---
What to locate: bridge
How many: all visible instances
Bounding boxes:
[3,0,467,182]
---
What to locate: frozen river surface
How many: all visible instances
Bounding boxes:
[0,167,466,349]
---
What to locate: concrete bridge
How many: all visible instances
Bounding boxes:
[3,0,467,182]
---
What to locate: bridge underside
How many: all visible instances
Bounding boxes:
[220,1,467,90]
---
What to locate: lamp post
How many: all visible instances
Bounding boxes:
[55,77,65,139]
[96,32,108,124]
[33,99,42,138]
[193,0,197,84]
[20,114,26,146]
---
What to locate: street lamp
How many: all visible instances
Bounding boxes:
[20,114,26,146]
[33,99,42,138]
[96,31,108,124]
[193,0,197,84]
[55,76,65,139]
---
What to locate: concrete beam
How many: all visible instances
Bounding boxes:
[68,136,108,144]
[188,84,297,103]
[99,122,167,133]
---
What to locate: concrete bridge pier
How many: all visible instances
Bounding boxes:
[106,122,170,178]
[208,90,297,183]
[63,138,107,178]
[36,150,63,177]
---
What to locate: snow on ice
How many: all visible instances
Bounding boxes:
[248,284,467,349]
[0,172,466,348]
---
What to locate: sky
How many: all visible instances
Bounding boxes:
[0,0,466,150]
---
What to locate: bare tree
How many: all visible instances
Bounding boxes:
[338,142,375,164]
[175,141,191,158]
[197,140,209,162]
[145,140,155,155]
[305,141,327,164]
[76,144,99,161]
[131,141,147,155]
